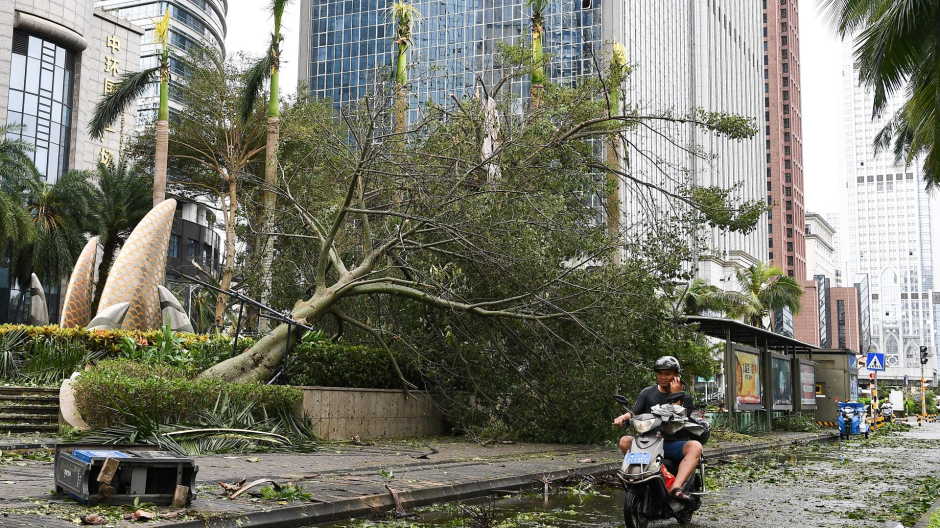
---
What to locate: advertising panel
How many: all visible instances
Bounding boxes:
[771,355,793,410]
[799,361,816,409]
[735,347,762,409]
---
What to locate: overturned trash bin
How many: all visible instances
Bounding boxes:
[54,444,198,506]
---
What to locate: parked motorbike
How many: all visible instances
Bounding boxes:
[613,394,706,527]
[837,401,869,439]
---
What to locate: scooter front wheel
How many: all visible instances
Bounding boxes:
[624,487,650,528]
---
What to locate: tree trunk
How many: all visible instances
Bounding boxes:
[214,184,238,327]
[153,120,169,206]
[606,136,621,266]
[395,85,408,136]
[199,289,338,383]
[258,116,280,331]
[529,28,544,111]
[92,235,120,314]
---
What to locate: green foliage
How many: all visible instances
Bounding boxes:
[286,335,421,389]
[72,360,300,428]
[259,483,311,502]
[0,324,250,384]
[689,185,768,235]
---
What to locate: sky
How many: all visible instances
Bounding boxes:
[225,1,301,97]
[224,1,847,218]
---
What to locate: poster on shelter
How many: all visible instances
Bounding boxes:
[771,356,792,407]
[735,349,761,405]
[800,363,816,407]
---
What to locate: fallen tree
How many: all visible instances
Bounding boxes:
[198,45,764,390]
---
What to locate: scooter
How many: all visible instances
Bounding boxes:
[613,394,706,527]
[880,402,894,423]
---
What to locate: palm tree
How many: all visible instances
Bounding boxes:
[606,42,628,265]
[388,1,421,136]
[86,158,153,311]
[10,169,95,291]
[821,0,940,186]
[526,0,548,109]
[90,10,171,206]
[241,0,294,320]
[0,125,38,248]
[725,263,802,329]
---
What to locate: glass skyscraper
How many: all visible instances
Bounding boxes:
[298,0,766,285]
[299,0,601,123]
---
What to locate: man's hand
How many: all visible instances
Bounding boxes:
[613,413,631,426]
[669,376,683,394]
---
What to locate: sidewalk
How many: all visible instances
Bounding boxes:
[0,431,835,528]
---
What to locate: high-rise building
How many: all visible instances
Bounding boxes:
[298,0,766,284]
[95,0,227,124]
[763,0,805,279]
[826,212,845,286]
[0,0,143,322]
[805,212,836,281]
[94,0,227,286]
[842,38,938,385]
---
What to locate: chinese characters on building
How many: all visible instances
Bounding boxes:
[99,35,122,164]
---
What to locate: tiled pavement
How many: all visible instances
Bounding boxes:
[0,432,834,527]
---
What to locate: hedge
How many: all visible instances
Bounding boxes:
[0,324,254,383]
[286,339,422,389]
[73,360,301,428]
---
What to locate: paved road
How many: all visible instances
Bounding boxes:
[666,422,940,528]
[0,432,831,527]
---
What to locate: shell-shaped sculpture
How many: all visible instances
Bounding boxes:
[158,285,194,333]
[27,273,48,326]
[95,199,176,330]
[86,302,130,331]
[60,237,99,328]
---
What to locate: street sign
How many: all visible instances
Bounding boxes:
[867,352,886,371]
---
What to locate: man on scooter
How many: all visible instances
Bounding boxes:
[613,356,703,503]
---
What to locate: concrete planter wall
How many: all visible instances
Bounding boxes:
[295,387,446,440]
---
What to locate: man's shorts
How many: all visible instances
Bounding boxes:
[663,440,687,463]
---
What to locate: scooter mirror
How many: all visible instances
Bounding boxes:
[665,391,686,403]
[613,394,631,410]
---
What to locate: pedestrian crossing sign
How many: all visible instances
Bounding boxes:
[866,352,885,371]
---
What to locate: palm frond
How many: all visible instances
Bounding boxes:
[89,67,159,139]
[152,10,171,48]
[240,51,274,123]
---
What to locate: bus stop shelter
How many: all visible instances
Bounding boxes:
[685,316,821,432]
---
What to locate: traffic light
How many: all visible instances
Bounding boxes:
[921,345,929,365]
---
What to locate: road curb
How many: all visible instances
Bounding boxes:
[161,432,837,528]
[0,440,57,453]
[914,495,940,528]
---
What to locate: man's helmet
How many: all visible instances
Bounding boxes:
[654,356,681,373]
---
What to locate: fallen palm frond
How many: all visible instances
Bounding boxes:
[77,391,319,456]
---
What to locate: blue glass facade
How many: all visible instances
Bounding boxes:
[303,0,602,117]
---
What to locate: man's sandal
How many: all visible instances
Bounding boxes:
[669,487,692,504]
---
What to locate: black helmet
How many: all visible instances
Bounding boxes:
[654,356,681,373]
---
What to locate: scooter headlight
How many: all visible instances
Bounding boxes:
[634,418,656,434]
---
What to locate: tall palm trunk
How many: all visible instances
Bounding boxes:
[93,235,119,313]
[215,183,238,327]
[606,43,627,267]
[395,40,408,136]
[606,135,621,266]
[153,38,170,206]
[259,48,281,330]
[530,31,544,109]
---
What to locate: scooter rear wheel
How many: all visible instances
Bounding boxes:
[623,488,649,528]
